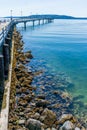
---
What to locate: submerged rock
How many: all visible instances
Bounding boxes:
[36,99,50,108]
[37,95,46,99]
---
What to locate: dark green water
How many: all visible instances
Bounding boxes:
[18,19,87,123]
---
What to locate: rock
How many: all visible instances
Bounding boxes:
[32,112,40,120]
[53,91,61,95]
[75,127,81,130]
[52,128,57,130]
[24,107,32,114]
[18,112,24,117]
[61,91,71,100]
[36,99,50,108]
[34,70,43,76]
[46,128,51,130]
[18,99,28,107]
[40,86,45,90]
[26,118,44,130]
[37,95,45,99]
[51,103,62,109]
[18,120,25,125]
[25,51,33,59]
[58,114,74,125]
[40,108,57,127]
[81,127,86,130]
[21,79,32,87]
[59,120,75,130]
[22,95,33,102]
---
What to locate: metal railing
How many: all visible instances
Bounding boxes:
[0,20,14,46]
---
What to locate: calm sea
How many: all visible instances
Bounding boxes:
[18,19,87,122]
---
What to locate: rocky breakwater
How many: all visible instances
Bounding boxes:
[8,28,86,130]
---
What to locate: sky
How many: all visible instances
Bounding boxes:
[0,0,87,17]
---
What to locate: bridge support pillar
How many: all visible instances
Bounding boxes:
[33,20,35,26]
[3,44,10,79]
[38,20,40,25]
[0,55,5,93]
[24,22,26,30]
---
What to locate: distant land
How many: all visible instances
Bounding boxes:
[2,14,87,19]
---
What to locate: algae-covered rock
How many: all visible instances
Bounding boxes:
[36,99,50,108]
[40,108,57,127]
[26,118,44,130]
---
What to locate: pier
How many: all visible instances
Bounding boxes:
[14,17,54,29]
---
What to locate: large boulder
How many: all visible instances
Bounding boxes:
[57,114,76,125]
[59,120,75,130]
[26,118,44,130]
[40,108,57,127]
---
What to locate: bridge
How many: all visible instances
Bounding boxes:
[0,16,54,93]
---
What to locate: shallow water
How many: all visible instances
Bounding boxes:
[18,19,87,122]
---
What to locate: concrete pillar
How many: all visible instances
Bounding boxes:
[0,55,4,93]
[24,22,26,30]
[38,20,40,25]
[3,44,10,78]
[33,20,35,26]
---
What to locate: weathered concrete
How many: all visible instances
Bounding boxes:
[0,31,14,130]
[3,44,10,77]
[0,55,4,93]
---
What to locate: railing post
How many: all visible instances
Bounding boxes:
[0,55,5,93]
[2,28,4,39]
[3,44,10,78]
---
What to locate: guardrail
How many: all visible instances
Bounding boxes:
[0,20,14,47]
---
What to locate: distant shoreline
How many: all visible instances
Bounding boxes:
[2,14,87,20]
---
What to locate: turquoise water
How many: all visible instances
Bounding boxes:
[18,20,87,122]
